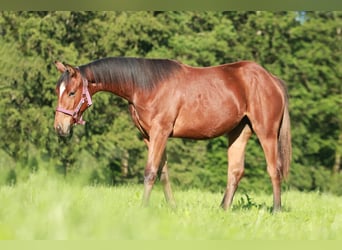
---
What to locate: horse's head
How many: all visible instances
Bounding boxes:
[54,61,92,137]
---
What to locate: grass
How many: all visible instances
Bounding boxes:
[0,171,341,239]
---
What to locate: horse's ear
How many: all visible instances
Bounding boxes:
[55,61,67,73]
[54,61,77,77]
[65,64,76,77]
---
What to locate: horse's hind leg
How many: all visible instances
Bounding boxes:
[257,134,282,212]
[221,120,252,210]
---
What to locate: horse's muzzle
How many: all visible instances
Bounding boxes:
[55,123,71,137]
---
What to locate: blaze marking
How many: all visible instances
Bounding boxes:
[59,81,66,97]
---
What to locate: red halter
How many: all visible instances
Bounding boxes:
[55,74,92,125]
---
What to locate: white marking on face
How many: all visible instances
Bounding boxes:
[59,81,66,97]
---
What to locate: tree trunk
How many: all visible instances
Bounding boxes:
[332,132,342,174]
[121,150,129,177]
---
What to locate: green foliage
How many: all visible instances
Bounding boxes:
[0,11,341,195]
[233,193,269,211]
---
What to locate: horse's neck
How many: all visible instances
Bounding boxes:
[89,81,134,102]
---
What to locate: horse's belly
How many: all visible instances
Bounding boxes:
[172,110,243,139]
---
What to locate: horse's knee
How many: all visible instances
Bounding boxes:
[144,168,157,185]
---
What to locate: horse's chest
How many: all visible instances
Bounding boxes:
[128,104,150,138]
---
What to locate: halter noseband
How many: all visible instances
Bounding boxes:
[56,72,92,125]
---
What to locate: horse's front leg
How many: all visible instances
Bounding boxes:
[142,139,176,207]
[142,126,170,207]
[159,151,176,208]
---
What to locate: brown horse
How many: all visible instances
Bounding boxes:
[54,57,291,212]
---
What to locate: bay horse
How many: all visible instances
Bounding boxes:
[54,57,291,212]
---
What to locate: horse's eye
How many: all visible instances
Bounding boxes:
[69,91,76,97]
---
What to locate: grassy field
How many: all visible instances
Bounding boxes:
[0,171,341,240]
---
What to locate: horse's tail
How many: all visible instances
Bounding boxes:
[277,79,292,179]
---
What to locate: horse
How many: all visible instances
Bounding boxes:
[54,57,291,212]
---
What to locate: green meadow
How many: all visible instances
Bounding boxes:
[0,171,340,240]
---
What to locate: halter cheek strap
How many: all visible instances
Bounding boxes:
[56,74,92,125]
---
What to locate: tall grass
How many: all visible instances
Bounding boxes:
[0,170,341,239]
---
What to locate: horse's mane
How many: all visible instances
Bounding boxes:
[79,57,183,90]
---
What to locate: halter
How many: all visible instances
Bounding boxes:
[56,72,92,125]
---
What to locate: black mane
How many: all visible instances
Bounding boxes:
[79,57,182,90]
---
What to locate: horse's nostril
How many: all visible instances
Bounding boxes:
[55,124,70,137]
[55,124,63,134]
